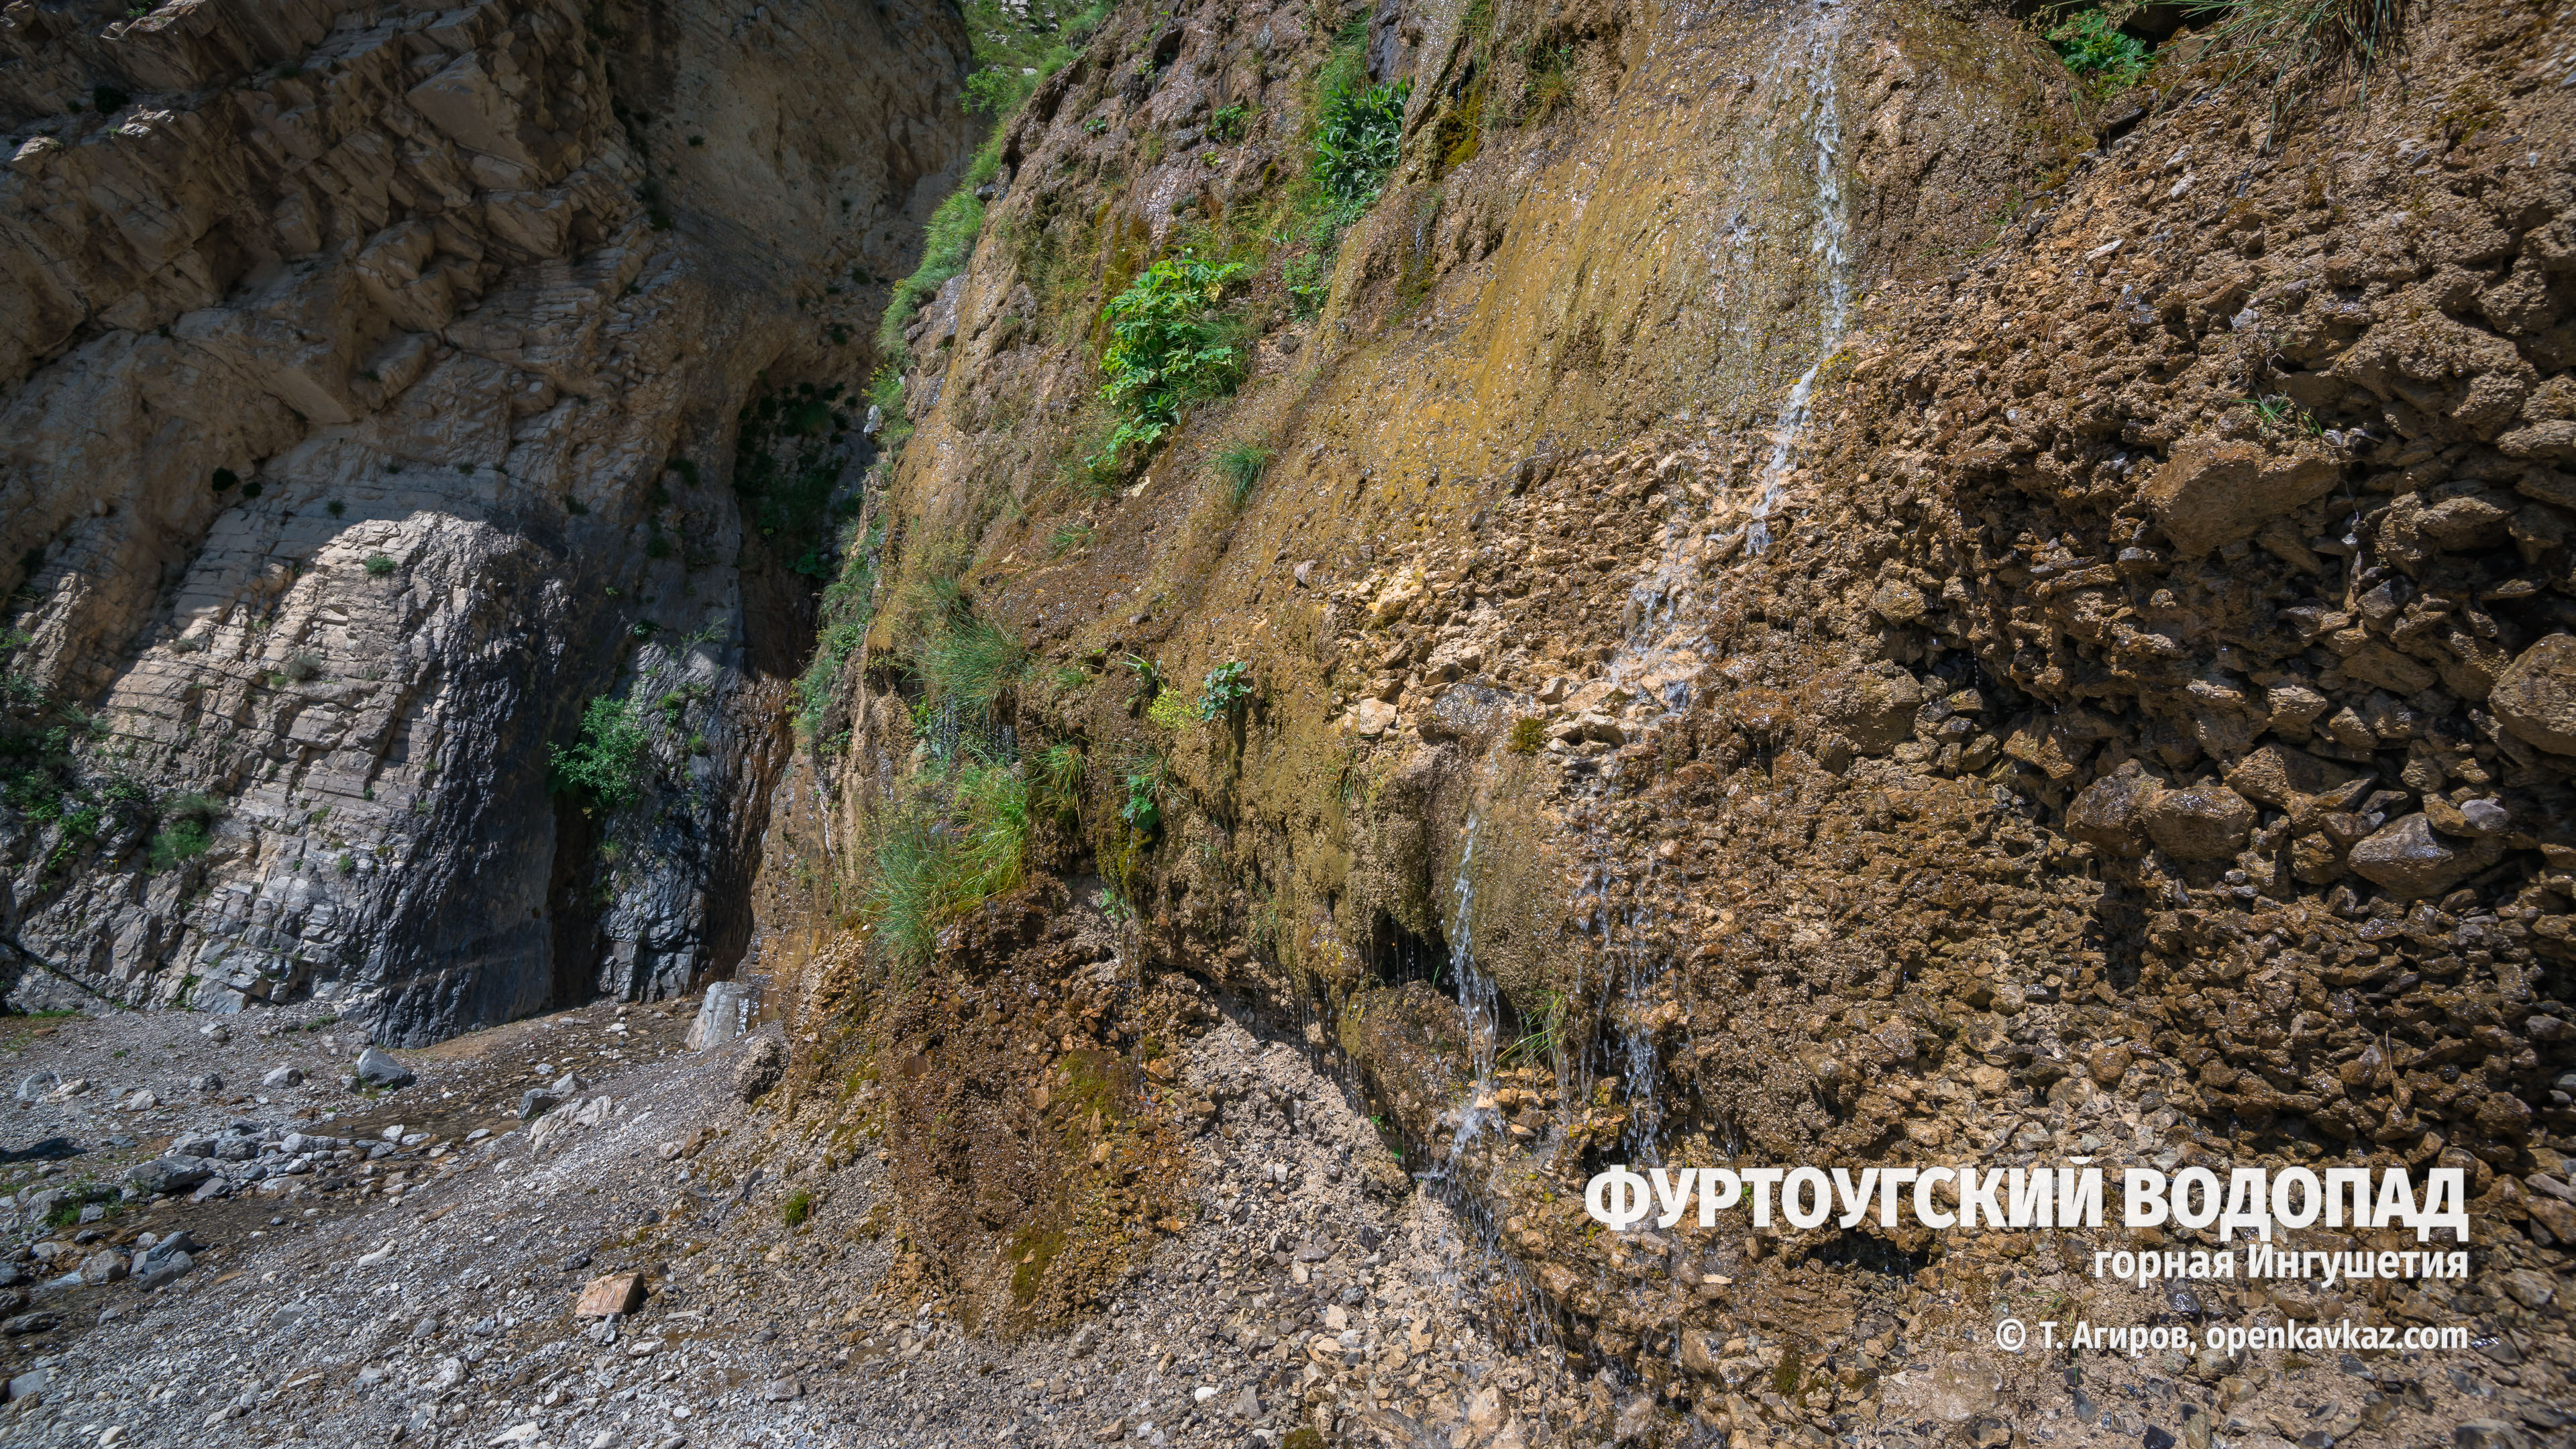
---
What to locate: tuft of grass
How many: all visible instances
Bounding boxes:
[278,650,323,683]
[1216,443,1269,509]
[860,753,1031,977]
[2174,0,2404,115]
[918,613,1028,718]
[782,1190,812,1228]
[1032,741,1083,820]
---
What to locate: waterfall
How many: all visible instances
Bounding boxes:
[1746,5,1854,557]
[1441,813,1508,1162]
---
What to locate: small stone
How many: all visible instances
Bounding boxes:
[1346,698,1397,737]
[261,1066,304,1089]
[763,1377,802,1401]
[123,1158,213,1196]
[189,1073,223,1093]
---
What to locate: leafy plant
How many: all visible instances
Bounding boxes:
[147,792,222,872]
[1197,661,1252,722]
[278,650,323,683]
[549,696,651,812]
[1094,256,1252,466]
[363,554,396,578]
[2046,8,2149,90]
[1120,653,1167,712]
[1118,766,1161,839]
[1313,78,1409,211]
[1208,101,1251,142]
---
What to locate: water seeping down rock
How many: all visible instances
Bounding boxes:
[743,0,2576,1438]
[0,0,976,1040]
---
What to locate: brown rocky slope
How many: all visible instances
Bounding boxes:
[762,0,2576,1442]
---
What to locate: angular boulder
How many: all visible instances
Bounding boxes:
[2143,437,2343,557]
[2491,634,2576,756]
[124,1157,213,1196]
[354,1047,415,1089]
[2349,814,2501,899]
[734,1034,787,1103]
[2138,783,2256,861]
[2065,767,2156,857]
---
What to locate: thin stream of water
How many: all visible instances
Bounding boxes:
[1746,7,1855,557]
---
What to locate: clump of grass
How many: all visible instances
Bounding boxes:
[918,613,1028,718]
[549,696,651,812]
[278,650,323,683]
[860,752,1031,977]
[1032,741,1083,820]
[2179,0,2402,87]
[146,792,223,873]
[1216,443,1270,509]
[782,1190,812,1228]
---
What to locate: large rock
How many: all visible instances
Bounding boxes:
[2348,814,2501,899]
[2138,783,2257,861]
[1805,664,1925,755]
[686,981,759,1052]
[2491,634,2576,756]
[123,1157,213,1196]
[2223,744,2361,808]
[2065,767,2157,857]
[2143,437,2343,557]
[2133,778,2256,856]
[733,1035,788,1104]
[353,1048,415,1089]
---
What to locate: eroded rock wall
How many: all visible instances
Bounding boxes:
[0,0,974,1040]
[800,0,2576,1438]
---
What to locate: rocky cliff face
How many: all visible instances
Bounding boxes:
[777,0,2576,1439]
[0,0,974,1039]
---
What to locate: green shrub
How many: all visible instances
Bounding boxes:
[146,817,211,871]
[1209,101,1251,142]
[363,554,395,577]
[2047,8,2149,89]
[1145,689,1191,733]
[1197,661,1252,722]
[1313,77,1409,212]
[549,696,651,812]
[1095,256,1252,465]
[1119,767,1160,838]
[209,468,239,494]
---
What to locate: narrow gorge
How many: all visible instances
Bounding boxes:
[2,1,2573,1447]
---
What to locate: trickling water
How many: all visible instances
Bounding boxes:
[1442,813,1507,1163]
[1746,6,1855,557]
[1604,1,1856,718]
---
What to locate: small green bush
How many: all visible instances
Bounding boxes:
[1146,689,1191,733]
[363,554,395,578]
[1095,256,1252,465]
[549,696,651,812]
[2047,8,2149,89]
[1313,78,1409,212]
[146,817,211,872]
[1032,741,1083,820]
[1197,661,1252,722]
[1119,767,1161,839]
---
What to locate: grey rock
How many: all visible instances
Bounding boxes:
[260,1066,303,1089]
[519,1088,562,1122]
[123,1157,213,1196]
[354,1047,415,1089]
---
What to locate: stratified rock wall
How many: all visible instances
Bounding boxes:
[0,0,973,1041]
